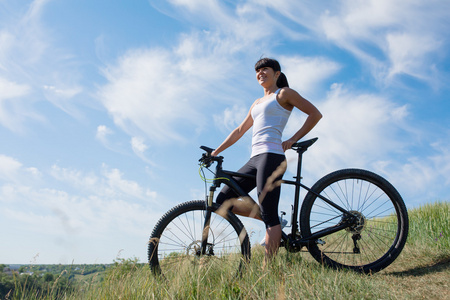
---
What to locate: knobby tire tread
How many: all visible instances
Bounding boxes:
[299,168,409,274]
[148,200,251,275]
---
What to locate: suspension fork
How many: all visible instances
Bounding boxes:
[200,160,229,255]
[200,163,251,255]
[201,186,216,255]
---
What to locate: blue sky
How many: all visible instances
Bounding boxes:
[1,0,449,264]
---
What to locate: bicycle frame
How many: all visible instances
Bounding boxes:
[201,138,357,251]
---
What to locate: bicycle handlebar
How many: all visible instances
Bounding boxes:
[199,146,223,168]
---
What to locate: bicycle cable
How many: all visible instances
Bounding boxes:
[198,163,230,184]
[199,163,209,204]
[198,162,230,208]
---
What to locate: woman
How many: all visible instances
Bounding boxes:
[211,58,322,261]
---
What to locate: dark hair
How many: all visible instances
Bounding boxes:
[254,57,289,88]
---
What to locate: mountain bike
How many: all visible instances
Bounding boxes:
[148,138,409,276]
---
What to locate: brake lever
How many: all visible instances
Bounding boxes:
[199,153,213,168]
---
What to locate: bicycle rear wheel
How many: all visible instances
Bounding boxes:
[148,200,250,277]
[300,169,408,274]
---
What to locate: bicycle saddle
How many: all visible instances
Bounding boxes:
[291,137,318,153]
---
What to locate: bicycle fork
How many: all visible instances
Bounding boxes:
[200,187,216,256]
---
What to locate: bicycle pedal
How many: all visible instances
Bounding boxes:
[316,239,326,245]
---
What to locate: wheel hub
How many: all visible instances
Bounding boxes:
[187,240,215,256]
[345,210,366,234]
[187,240,202,256]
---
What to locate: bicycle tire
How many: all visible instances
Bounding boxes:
[300,169,408,274]
[148,200,251,277]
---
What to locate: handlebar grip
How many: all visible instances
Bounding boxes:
[200,145,215,154]
[199,146,224,167]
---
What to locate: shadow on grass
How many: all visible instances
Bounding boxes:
[388,256,450,277]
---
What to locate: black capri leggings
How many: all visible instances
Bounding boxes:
[216,152,286,228]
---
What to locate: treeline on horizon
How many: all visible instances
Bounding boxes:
[0,263,111,299]
[1,263,109,276]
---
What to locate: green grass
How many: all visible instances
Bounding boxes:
[6,201,449,299]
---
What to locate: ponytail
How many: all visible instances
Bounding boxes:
[277,72,289,88]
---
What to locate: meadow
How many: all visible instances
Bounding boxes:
[4,201,449,299]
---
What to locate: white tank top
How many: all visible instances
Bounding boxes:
[251,89,291,157]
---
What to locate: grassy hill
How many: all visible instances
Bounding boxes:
[3,201,449,299]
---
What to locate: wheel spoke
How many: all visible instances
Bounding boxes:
[301,169,408,274]
[149,201,250,277]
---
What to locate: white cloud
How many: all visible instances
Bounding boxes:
[0,77,38,131]
[248,0,449,88]
[160,0,449,95]
[286,83,409,177]
[130,136,156,165]
[430,142,450,186]
[98,48,209,142]
[0,154,22,180]
[280,56,341,97]
[386,33,441,81]
[131,136,148,154]
[98,26,260,144]
[43,84,83,105]
[102,166,150,200]
[50,165,99,194]
[151,0,294,55]
[0,157,162,263]
[0,30,14,70]
[95,125,131,155]
[318,0,449,86]
[1,0,50,67]
[1,183,162,263]
[167,0,220,14]
[0,0,87,129]
[0,154,42,185]
[371,139,450,206]
[96,125,113,145]
[49,163,157,201]
[213,104,248,133]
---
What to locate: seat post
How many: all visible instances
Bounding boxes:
[289,137,317,235]
[291,149,304,235]
[295,150,304,183]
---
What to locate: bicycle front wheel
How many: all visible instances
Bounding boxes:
[300,169,408,274]
[148,200,250,277]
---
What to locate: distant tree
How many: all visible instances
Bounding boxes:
[43,273,54,282]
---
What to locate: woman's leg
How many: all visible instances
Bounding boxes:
[265,224,282,259]
[215,158,261,219]
[255,153,286,260]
